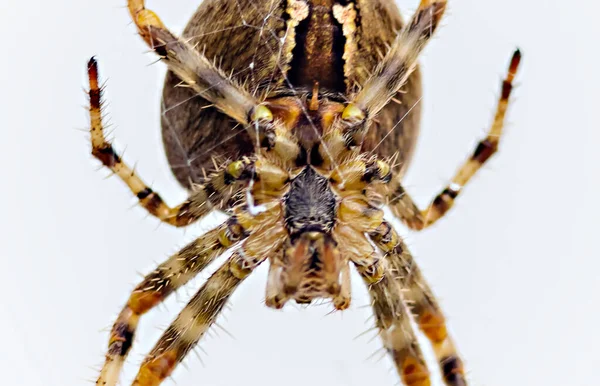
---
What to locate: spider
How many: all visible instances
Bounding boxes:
[87,1,520,385]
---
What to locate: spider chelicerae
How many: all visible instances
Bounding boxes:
[88,1,520,385]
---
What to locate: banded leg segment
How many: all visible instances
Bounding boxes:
[132,255,249,386]
[125,1,259,125]
[364,261,431,386]
[349,0,447,117]
[88,58,254,227]
[387,50,522,230]
[371,222,467,386]
[95,219,247,386]
[131,224,285,386]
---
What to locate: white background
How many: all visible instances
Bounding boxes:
[1,1,598,385]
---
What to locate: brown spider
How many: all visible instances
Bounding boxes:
[88,1,521,385]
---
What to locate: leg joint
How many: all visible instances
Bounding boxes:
[441,355,466,386]
[218,217,248,247]
[472,139,498,164]
[355,258,384,284]
[92,144,121,167]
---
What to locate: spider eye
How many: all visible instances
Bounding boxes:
[341,103,365,123]
[250,105,274,123]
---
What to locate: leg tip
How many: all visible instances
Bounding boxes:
[333,296,351,310]
[514,47,522,57]
[265,295,287,309]
[509,49,522,77]
[87,57,99,85]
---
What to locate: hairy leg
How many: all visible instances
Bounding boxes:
[339,0,446,135]
[88,58,254,227]
[95,218,247,386]
[371,222,467,386]
[131,254,249,386]
[387,50,522,230]
[363,260,432,386]
[125,0,260,124]
[131,224,285,385]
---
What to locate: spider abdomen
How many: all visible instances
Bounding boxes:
[288,0,346,91]
[161,0,422,191]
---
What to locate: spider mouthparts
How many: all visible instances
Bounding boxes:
[266,232,348,308]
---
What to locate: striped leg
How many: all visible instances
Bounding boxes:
[87,58,254,227]
[96,218,247,386]
[125,1,259,124]
[130,224,286,386]
[363,260,432,386]
[371,222,467,386]
[341,0,447,130]
[131,255,247,386]
[387,49,522,230]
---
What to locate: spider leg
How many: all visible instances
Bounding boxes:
[348,0,447,118]
[387,50,522,230]
[131,226,285,386]
[87,58,256,227]
[363,260,432,386]
[125,0,259,124]
[95,218,248,386]
[333,198,430,385]
[130,255,247,386]
[371,221,467,386]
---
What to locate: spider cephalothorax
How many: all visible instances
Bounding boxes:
[87,1,520,386]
